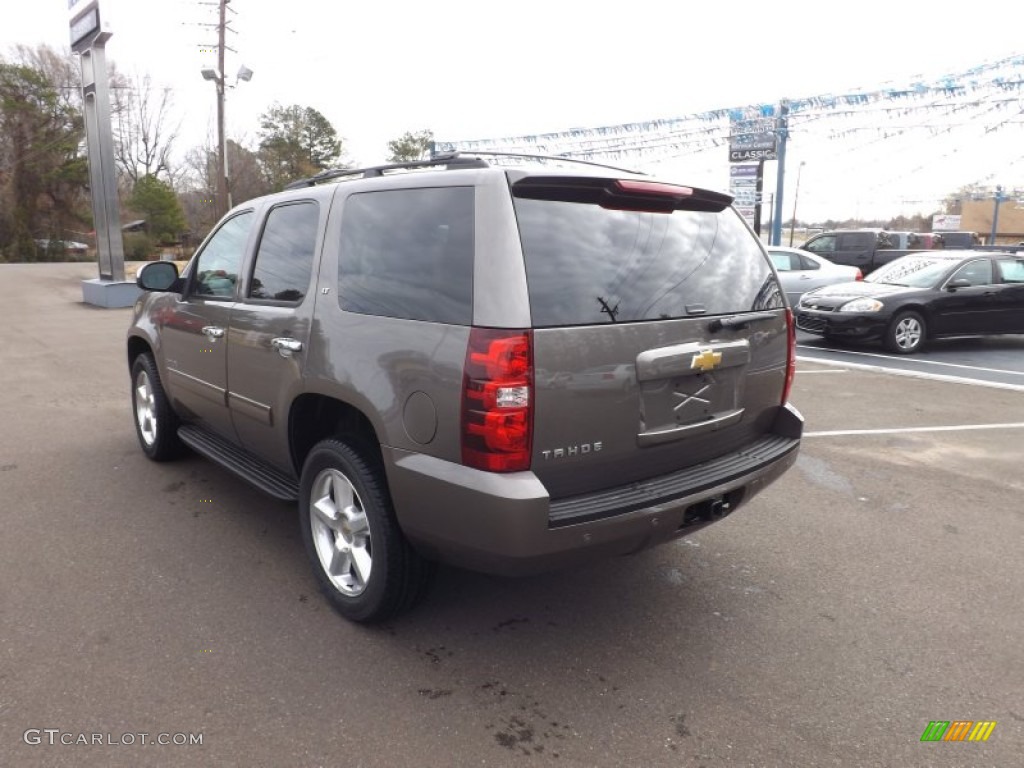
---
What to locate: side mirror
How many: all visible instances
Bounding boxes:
[137,261,182,292]
[946,278,972,291]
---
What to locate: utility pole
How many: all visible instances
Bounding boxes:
[789,161,806,247]
[771,101,790,247]
[990,185,1004,246]
[216,0,229,219]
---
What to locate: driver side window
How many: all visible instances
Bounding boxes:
[951,260,993,287]
[804,235,835,254]
[192,212,254,298]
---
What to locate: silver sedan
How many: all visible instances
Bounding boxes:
[767,246,863,306]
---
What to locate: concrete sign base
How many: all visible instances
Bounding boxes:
[81,278,140,308]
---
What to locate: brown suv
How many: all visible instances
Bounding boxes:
[128,153,802,622]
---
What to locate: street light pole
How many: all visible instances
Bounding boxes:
[789,161,806,247]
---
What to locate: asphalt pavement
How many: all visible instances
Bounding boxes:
[1,264,1021,767]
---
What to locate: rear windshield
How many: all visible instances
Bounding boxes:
[512,197,781,326]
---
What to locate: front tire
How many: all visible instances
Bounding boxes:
[131,353,185,461]
[884,310,926,354]
[299,438,434,623]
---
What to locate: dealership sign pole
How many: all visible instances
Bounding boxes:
[70,0,136,307]
[728,111,779,237]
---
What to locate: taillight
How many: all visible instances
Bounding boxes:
[461,328,533,472]
[612,180,694,199]
[855,269,864,281]
[782,308,796,404]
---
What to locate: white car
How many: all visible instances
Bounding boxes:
[767,246,863,306]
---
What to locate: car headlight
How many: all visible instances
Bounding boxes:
[838,298,884,313]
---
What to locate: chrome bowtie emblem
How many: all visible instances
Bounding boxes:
[690,348,722,372]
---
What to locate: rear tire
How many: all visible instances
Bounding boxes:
[884,310,926,354]
[299,438,435,623]
[131,353,185,461]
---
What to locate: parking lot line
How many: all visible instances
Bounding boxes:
[796,346,1024,377]
[806,422,1024,438]
[795,355,1024,393]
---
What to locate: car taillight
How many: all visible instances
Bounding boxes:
[782,308,796,405]
[855,269,864,281]
[461,328,533,472]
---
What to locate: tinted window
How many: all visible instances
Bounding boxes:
[514,199,780,326]
[768,251,796,271]
[950,259,993,286]
[193,211,253,298]
[798,254,821,271]
[804,235,836,254]
[836,232,872,249]
[997,259,1024,283]
[249,202,319,303]
[339,187,474,325]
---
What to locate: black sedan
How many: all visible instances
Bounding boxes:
[795,251,1024,354]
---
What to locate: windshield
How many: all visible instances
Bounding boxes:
[866,256,953,288]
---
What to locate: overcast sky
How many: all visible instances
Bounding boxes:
[3,1,1023,222]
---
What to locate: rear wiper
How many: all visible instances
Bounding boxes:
[709,311,777,331]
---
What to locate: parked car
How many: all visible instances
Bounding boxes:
[800,229,919,275]
[128,153,803,622]
[766,246,863,305]
[795,250,1024,353]
[933,231,982,249]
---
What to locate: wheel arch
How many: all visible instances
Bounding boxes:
[289,394,383,477]
[127,334,153,370]
[889,303,932,332]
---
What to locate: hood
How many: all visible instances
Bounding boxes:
[802,281,916,301]
[799,280,923,310]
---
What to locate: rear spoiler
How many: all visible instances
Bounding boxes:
[511,176,733,213]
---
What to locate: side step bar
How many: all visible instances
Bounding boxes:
[178,425,299,502]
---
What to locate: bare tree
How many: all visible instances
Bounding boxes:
[112,72,180,185]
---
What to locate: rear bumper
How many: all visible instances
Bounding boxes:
[385,403,803,576]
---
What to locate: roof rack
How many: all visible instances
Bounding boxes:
[436,150,646,175]
[283,154,490,189]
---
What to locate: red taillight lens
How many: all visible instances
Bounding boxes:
[782,308,796,404]
[461,328,533,472]
[855,269,864,281]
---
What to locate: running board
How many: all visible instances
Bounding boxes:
[177,424,299,502]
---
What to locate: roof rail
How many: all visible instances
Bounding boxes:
[433,149,646,175]
[283,154,490,190]
[283,150,646,190]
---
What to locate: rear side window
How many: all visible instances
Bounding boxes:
[338,187,474,325]
[249,202,319,303]
[997,259,1024,283]
[837,233,871,249]
[513,197,780,327]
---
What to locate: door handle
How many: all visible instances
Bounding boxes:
[202,326,225,339]
[271,337,303,358]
